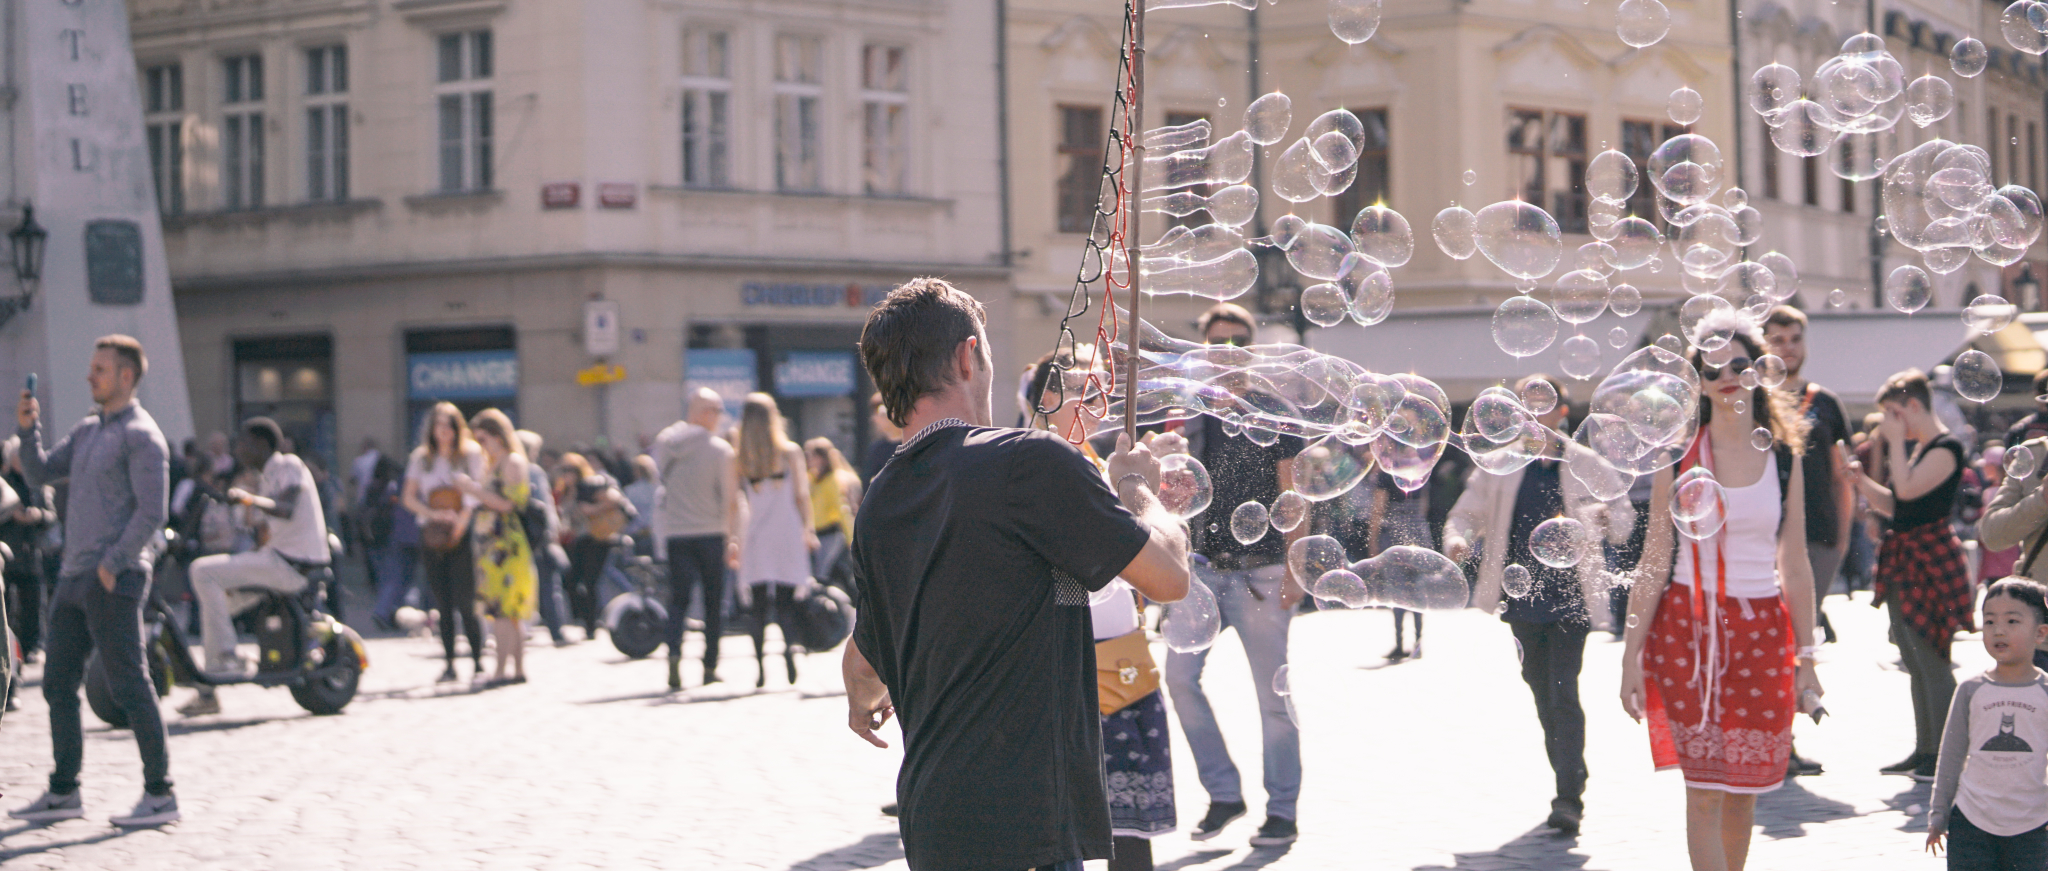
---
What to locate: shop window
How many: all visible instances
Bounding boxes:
[234,335,336,475]
[435,30,493,193]
[404,327,518,440]
[222,53,264,210]
[681,28,732,188]
[143,63,184,215]
[1057,105,1104,233]
[1509,108,1586,233]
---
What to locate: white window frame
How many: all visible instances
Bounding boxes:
[433,30,493,193]
[860,43,908,195]
[773,33,823,192]
[143,63,184,215]
[304,44,349,203]
[681,28,733,189]
[221,53,265,210]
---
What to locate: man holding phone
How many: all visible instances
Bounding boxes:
[8,336,179,826]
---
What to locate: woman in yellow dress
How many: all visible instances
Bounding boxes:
[459,409,537,686]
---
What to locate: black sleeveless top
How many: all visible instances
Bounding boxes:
[1891,434,1966,532]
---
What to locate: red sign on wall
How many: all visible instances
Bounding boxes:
[598,183,637,209]
[542,182,580,209]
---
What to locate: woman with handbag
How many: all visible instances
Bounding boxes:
[733,394,817,688]
[1029,349,1175,870]
[804,437,861,592]
[458,409,538,687]
[401,402,487,684]
[558,452,632,641]
[1619,329,1824,871]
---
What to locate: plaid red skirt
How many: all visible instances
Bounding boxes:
[1871,521,1974,653]
[1644,582,1795,793]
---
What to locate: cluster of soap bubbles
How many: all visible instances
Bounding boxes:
[1289,535,1470,611]
[2003,0,2048,56]
[1147,0,1382,45]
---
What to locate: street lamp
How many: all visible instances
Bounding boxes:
[0,203,46,330]
[2017,265,2041,312]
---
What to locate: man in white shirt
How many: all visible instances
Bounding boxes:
[179,418,330,716]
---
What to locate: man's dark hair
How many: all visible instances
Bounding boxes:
[1987,578,2048,624]
[94,334,147,384]
[859,277,988,428]
[1764,305,1808,331]
[1197,303,1256,338]
[1877,368,1933,409]
[2032,368,2048,396]
[242,417,284,453]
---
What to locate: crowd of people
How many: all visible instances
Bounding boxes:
[12,283,2048,871]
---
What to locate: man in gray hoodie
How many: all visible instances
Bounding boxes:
[652,388,745,690]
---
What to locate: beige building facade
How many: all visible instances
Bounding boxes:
[130,0,1007,471]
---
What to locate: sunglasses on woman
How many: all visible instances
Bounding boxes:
[1701,356,1752,381]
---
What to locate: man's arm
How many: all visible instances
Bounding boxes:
[842,640,893,748]
[14,406,77,491]
[1982,452,2048,551]
[723,448,746,565]
[104,426,170,578]
[1832,440,1856,548]
[1114,473,1191,604]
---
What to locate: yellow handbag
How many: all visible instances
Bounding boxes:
[1095,628,1160,716]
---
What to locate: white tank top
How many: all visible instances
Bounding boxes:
[1673,450,1782,599]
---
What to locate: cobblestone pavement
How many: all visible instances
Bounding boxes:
[0,587,1970,869]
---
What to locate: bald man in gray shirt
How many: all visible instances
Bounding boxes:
[652,388,744,690]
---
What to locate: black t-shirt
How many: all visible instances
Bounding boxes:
[1797,384,1851,547]
[850,426,1151,871]
[1193,414,1305,564]
[1892,434,1967,531]
[1501,460,1579,625]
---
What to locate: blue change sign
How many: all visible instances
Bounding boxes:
[775,351,857,398]
[408,350,520,400]
[686,349,758,418]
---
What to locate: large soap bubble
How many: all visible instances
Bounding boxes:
[1243,92,1293,146]
[1162,574,1222,653]
[1503,563,1534,599]
[1667,87,1704,126]
[1329,0,1383,44]
[1351,205,1415,268]
[1953,349,2003,402]
[1271,491,1310,532]
[2008,444,2040,479]
[1230,500,1271,545]
[1494,295,1561,358]
[1359,545,1469,610]
[1906,75,1956,128]
[1616,0,1672,47]
[1433,206,1479,260]
[1885,264,1932,313]
[1474,201,1564,280]
[1952,37,1989,76]
[1145,131,1254,192]
[1289,534,1350,587]
[1530,517,1590,568]
[1158,453,1215,520]
[1672,467,1727,540]
[1966,294,2020,334]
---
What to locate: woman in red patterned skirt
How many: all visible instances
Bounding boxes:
[1621,329,1824,871]
[1847,369,1974,781]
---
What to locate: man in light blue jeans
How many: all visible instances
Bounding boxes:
[1165,561,1300,843]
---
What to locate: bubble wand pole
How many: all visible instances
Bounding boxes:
[1123,0,1145,445]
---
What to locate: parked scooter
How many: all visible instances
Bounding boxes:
[86,531,367,725]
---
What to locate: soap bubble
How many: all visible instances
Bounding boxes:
[1503,563,1534,598]
[2007,444,2039,478]
[1757,251,1799,302]
[1433,206,1479,260]
[1884,264,1932,313]
[1158,453,1214,520]
[1272,663,1293,696]
[1604,218,1663,271]
[1329,0,1383,44]
[1351,205,1415,268]
[1680,294,1736,352]
[1667,86,1704,126]
[1145,131,1255,192]
[1754,354,1788,388]
[1143,184,1262,228]
[1312,131,1361,174]
[1965,294,2019,334]
[1906,75,1955,128]
[1289,534,1350,587]
[1143,118,1211,151]
[1616,0,1672,47]
[1230,500,1272,544]
[1672,467,1728,540]
[1468,390,1527,442]
[1521,377,1560,416]
[1346,266,1396,326]
[1952,37,1989,77]
[2005,1,2048,54]
[1953,349,2003,402]
[1464,170,1478,185]
[1608,283,1643,316]
[1271,138,1327,203]
[1271,490,1310,532]
[1739,368,1760,390]
[1559,335,1604,380]
[1301,283,1351,327]
[1162,574,1222,653]
[1749,63,1802,117]
[1313,568,1369,608]
[1243,92,1293,145]
[1290,436,1375,500]
[1475,201,1565,280]
[1828,287,1848,307]
[1648,134,1724,206]
[1609,325,1633,348]
[1627,613,1640,628]
[1724,187,1749,209]
[1358,545,1469,611]
[1552,270,1610,324]
[1751,427,1774,451]
[1280,221,1358,281]
[1587,150,1639,203]
[1769,100,1838,158]
[1494,295,1561,357]
[1531,517,1590,568]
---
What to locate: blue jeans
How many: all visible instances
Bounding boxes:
[1164,563,1300,820]
[370,543,418,624]
[1948,808,2048,870]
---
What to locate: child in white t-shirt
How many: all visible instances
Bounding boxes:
[1927,578,2048,868]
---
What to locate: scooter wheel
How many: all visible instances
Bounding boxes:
[289,640,361,715]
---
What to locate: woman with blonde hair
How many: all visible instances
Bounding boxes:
[457,409,537,686]
[804,437,861,591]
[557,451,632,640]
[400,402,487,683]
[735,393,816,688]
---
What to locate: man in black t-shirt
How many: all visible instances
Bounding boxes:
[1164,302,1311,849]
[843,278,1192,871]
